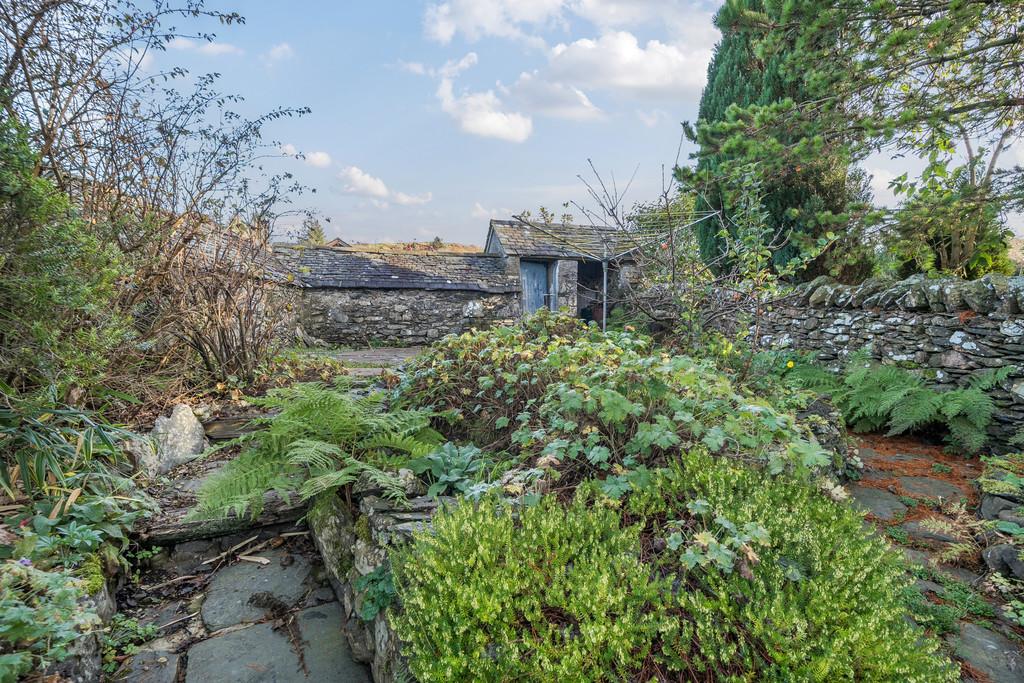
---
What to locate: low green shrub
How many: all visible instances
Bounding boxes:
[625,452,955,680]
[391,496,669,682]
[398,311,845,496]
[392,452,957,682]
[0,561,99,681]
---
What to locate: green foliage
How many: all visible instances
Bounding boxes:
[685,1,872,282]
[353,565,396,622]
[391,495,669,682]
[0,561,100,681]
[101,614,158,674]
[408,443,491,498]
[398,311,843,496]
[625,451,956,681]
[780,351,1009,453]
[978,453,1024,499]
[393,452,955,682]
[194,381,441,519]
[0,387,131,497]
[0,118,127,393]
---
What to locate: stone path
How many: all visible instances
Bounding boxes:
[118,522,370,682]
[329,346,424,379]
[115,347,427,682]
[849,435,1024,682]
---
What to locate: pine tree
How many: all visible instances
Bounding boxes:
[302,217,326,246]
[688,0,871,281]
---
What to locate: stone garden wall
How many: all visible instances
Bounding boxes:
[755,273,1024,450]
[298,288,519,346]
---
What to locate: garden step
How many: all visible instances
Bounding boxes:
[849,485,908,521]
[945,623,1024,683]
[184,602,370,683]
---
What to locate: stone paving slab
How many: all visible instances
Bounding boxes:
[946,622,1024,683]
[124,650,180,683]
[331,346,423,366]
[849,485,908,521]
[185,602,371,683]
[201,549,314,631]
[897,476,965,501]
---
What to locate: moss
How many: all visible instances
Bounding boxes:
[76,553,106,596]
[354,515,371,544]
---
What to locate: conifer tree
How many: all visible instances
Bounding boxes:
[687,0,871,281]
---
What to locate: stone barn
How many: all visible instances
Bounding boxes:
[484,219,638,324]
[274,246,521,345]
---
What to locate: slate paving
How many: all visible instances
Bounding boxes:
[852,440,1024,682]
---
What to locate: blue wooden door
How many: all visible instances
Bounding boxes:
[521,261,548,313]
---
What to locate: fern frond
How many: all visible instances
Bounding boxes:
[285,438,343,470]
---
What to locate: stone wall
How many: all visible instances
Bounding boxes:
[755,273,1024,450]
[555,259,578,313]
[298,287,519,346]
[308,484,442,683]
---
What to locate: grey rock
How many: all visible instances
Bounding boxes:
[144,404,208,476]
[945,622,1024,683]
[124,650,180,683]
[186,603,371,683]
[983,544,1024,580]
[897,476,963,501]
[982,494,1021,520]
[849,485,908,522]
[808,284,836,308]
[201,549,313,631]
[900,520,957,544]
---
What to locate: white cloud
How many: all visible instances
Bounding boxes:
[437,79,534,142]
[548,31,709,98]
[167,37,243,56]
[281,145,332,168]
[424,0,564,44]
[263,42,294,64]
[506,71,602,121]
[305,151,332,168]
[471,202,514,219]
[636,108,669,127]
[868,168,899,207]
[338,166,432,207]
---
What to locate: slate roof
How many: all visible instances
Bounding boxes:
[486,219,641,260]
[273,245,519,293]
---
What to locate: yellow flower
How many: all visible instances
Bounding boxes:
[786,360,795,369]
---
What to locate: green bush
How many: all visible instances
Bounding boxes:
[0,117,127,393]
[398,311,845,496]
[392,453,956,682]
[391,496,668,682]
[627,452,957,681]
[0,561,99,681]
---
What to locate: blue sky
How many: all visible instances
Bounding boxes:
[156,1,1021,244]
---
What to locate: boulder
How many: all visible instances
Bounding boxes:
[142,405,208,477]
[981,494,1020,520]
[982,544,1024,580]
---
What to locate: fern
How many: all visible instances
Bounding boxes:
[785,351,1010,454]
[194,381,436,519]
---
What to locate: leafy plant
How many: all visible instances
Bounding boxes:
[408,443,491,498]
[0,387,131,497]
[194,381,441,519]
[0,560,99,681]
[101,614,158,674]
[353,565,396,622]
[392,495,669,682]
[781,350,1011,453]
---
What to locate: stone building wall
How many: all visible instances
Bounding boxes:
[298,287,519,346]
[754,274,1024,450]
[555,259,578,313]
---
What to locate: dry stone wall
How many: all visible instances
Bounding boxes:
[755,273,1024,450]
[298,288,519,346]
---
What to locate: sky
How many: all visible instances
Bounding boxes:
[155,0,1022,245]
